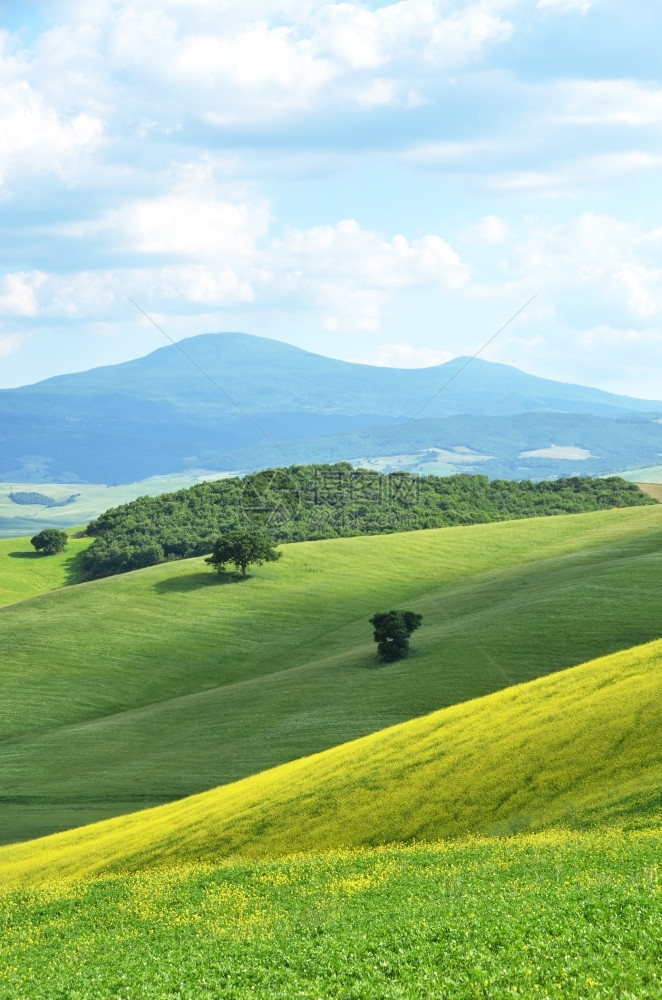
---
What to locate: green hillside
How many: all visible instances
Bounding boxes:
[0,530,90,606]
[1,505,661,845]
[81,466,655,580]
[1,636,660,887]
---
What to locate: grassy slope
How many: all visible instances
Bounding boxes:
[0,531,91,606]
[1,505,661,844]
[1,636,660,887]
[2,832,660,1000]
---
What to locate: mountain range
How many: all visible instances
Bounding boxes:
[0,332,660,483]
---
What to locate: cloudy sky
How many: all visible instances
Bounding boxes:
[1,0,661,397]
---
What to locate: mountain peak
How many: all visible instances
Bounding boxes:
[1,331,660,483]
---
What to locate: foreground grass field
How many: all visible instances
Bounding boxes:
[1,636,659,885]
[1,829,659,999]
[2,505,661,844]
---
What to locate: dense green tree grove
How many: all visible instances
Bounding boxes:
[82,464,656,580]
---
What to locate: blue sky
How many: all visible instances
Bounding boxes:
[1,0,661,397]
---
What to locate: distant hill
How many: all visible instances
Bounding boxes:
[1,332,660,483]
[217,410,662,481]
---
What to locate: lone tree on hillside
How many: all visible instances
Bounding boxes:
[205,530,282,578]
[369,609,423,663]
[30,528,68,555]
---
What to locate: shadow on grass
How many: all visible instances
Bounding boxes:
[6,548,89,586]
[64,549,89,586]
[153,571,251,594]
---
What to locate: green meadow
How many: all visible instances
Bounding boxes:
[0,531,91,607]
[1,830,659,1000]
[1,505,661,845]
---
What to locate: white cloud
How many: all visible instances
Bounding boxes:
[555,80,662,126]
[482,150,662,198]
[119,195,270,257]
[466,214,512,244]
[537,0,593,13]
[57,157,272,260]
[0,265,252,322]
[578,324,662,350]
[0,213,470,332]
[510,213,662,320]
[19,1,514,129]
[113,15,337,122]
[0,272,47,316]
[265,218,471,329]
[400,75,662,199]
[313,1,512,72]
[399,138,501,167]
[152,265,256,305]
[0,80,102,186]
[273,218,469,287]
[614,264,662,321]
[455,211,662,400]
[541,323,662,400]
[0,333,25,357]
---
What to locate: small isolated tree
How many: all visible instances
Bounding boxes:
[369,609,423,663]
[30,528,68,555]
[205,530,282,578]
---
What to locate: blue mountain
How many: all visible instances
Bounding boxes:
[0,332,660,482]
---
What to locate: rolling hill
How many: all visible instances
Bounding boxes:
[1,332,660,483]
[1,504,661,845]
[1,634,660,887]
